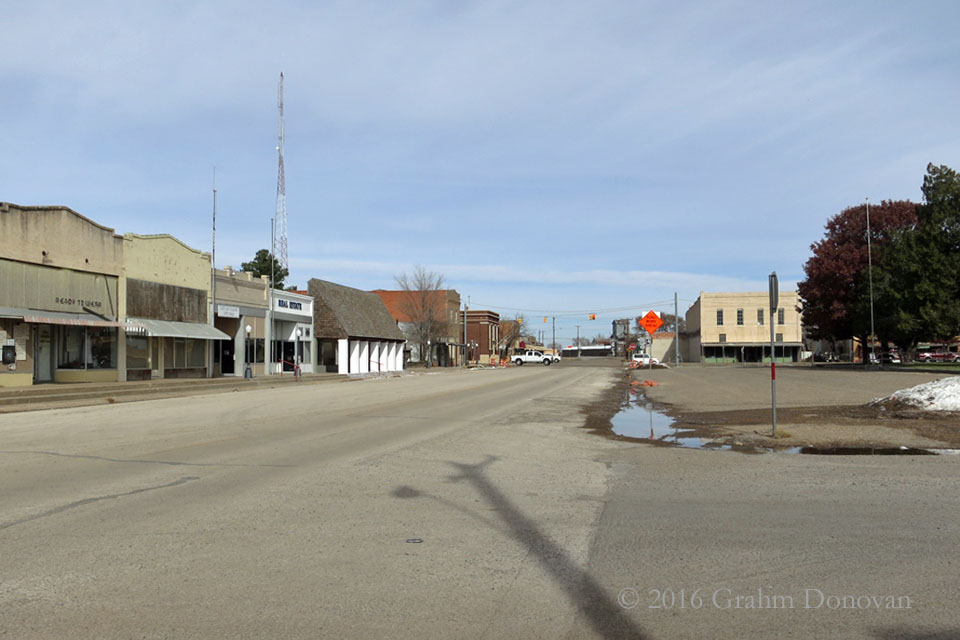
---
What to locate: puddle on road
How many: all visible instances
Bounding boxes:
[611,393,951,455]
[610,398,724,450]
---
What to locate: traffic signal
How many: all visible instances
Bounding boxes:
[589,313,596,320]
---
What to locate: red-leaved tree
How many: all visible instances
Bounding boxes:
[797,200,917,344]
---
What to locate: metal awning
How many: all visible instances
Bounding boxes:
[702,342,803,348]
[2,307,125,328]
[126,318,230,340]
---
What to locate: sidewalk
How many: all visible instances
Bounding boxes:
[0,372,347,415]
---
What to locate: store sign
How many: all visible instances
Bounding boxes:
[277,299,303,311]
[217,304,240,318]
[1,259,117,314]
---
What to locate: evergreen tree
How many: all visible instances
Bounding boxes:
[877,164,960,352]
[241,249,288,289]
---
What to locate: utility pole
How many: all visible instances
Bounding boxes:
[625,318,631,360]
[576,325,581,358]
[552,317,555,356]
[269,217,275,376]
[210,168,217,379]
[462,301,467,368]
[674,292,679,366]
[866,197,876,366]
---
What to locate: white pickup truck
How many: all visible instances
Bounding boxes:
[513,350,553,366]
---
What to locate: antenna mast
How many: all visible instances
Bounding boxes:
[274,72,288,272]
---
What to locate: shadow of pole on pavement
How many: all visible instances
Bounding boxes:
[393,455,649,640]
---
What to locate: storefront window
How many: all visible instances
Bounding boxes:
[126,335,150,369]
[59,326,85,369]
[58,327,117,369]
[88,328,116,369]
[245,338,265,363]
[164,337,174,369]
[186,339,205,367]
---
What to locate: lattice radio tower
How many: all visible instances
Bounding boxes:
[274,72,288,272]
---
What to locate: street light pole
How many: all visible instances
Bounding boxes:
[866,197,876,366]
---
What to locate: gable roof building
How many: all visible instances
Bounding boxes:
[308,279,405,374]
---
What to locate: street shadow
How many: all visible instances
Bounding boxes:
[393,455,649,640]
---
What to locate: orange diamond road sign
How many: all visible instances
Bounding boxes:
[639,311,663,335]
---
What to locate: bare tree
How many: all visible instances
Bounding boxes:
[395,265,447,363]
[498,316,524,359]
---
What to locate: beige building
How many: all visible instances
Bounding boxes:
[684,291,803,363]
[0,203,126,386]
[213,267,271,377]
[122,234,227,380]
[0,202,230,387]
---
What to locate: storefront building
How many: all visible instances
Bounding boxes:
[267,289,315,374]
[460,309,500,364]
[121,234,228,380]
[684,291,804,363]
[0,203,125,387]
[212,267,270,377]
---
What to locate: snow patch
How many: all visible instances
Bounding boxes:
[871,377,960,411]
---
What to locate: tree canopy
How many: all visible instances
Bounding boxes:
[394,265,448,362]
[240,249,288,289]
[797,200,917,342]
[874,164,960,349]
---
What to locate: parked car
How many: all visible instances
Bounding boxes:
[631,353,660,366]
[916,350,956,363]
[513,350,553,366]
[549,353,562,363]
[879,351,901,364]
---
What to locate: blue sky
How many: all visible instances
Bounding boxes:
[3,1,959,343]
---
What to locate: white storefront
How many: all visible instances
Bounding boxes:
[267,290,315,374]
[336,338,404,375]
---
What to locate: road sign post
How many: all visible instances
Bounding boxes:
[769,271,779,438]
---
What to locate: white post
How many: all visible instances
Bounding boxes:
[337,338,349,375]
[359,341,370,374]
[349,340,360,374]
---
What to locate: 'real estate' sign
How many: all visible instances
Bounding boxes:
[276,298,304,311]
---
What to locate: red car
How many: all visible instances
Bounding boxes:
[916,351,959,363]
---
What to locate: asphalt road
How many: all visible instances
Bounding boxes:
[1,362,958,639]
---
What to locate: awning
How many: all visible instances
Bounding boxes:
[702,342,803,348]
[126,318,230,340]
[4,307,125,328]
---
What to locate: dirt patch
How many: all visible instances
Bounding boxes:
[670,403,960,449]
[582,366,960,450]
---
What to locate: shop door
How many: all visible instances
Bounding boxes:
[34,325,53,383]
[220,339,235,375]
[282,342,295,372]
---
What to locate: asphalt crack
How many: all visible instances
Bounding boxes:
[0,476,200,531]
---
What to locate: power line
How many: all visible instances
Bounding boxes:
[469,300,678,315]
